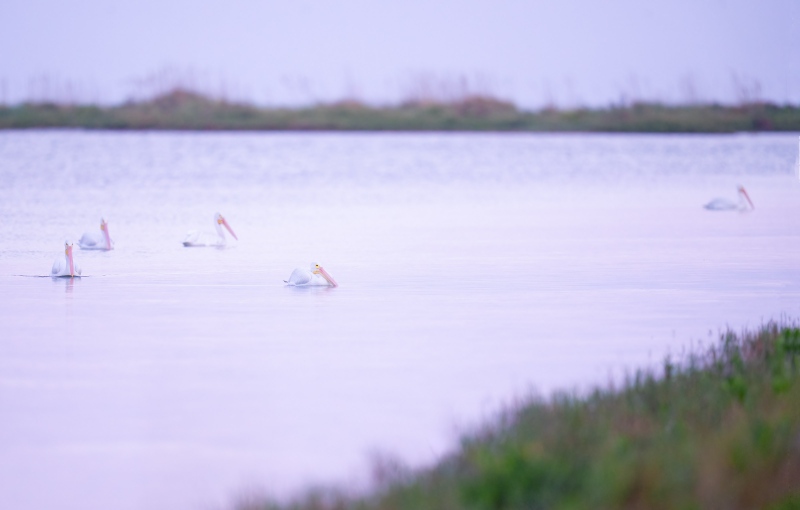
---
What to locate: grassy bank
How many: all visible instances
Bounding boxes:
[2,89,800,132]
[239,324,800,510]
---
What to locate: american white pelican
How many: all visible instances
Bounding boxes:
[51,242,82,277]
[285,264,338,287]
[183,212,238,247]
[703,186,754,211]
[796,136,800,180]
[78,218,114,250]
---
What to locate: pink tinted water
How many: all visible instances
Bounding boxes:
[1,131,799,510]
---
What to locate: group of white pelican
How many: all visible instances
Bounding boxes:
[51,212,338,287]
[52,186,754,280]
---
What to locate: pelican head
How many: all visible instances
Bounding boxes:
[737,185,755,210]
[215,212,238,240]
[312,263,338,287]
[64,241,75,277]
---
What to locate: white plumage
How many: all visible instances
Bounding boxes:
[51,242,81,277]
[183,212,238,247]
[704,186,754,212]
[285,264,338,287]
[78,218,114,250]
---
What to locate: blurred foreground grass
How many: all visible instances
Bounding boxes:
[2,89,800,132]
[240,324,800,510]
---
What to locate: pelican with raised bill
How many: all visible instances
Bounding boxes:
[78,218,114,250]
[183,212,238,247]
[285,264,338,287]
[703,185,754,212]
[51,242,82,277]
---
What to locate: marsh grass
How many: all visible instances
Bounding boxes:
[239,325,800,510]
[2,89,799,132]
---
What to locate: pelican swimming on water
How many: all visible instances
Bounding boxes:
[703,186,754,211]
[183,212,238,247]
[51,242,82,277]
[285,264,338,287]
[78,218,114,250]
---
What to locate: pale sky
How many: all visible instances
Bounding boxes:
[1,0,798,108]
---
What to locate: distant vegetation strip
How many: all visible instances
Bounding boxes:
[2,89,800,132]
[239,323,800,510]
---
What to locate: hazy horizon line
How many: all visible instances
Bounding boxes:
[0,66,790,111]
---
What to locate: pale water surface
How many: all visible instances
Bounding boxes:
[1,131,799,510]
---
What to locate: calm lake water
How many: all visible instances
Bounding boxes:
[1,130,799,510]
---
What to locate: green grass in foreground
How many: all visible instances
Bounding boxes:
[2,89,800,132]
[238,324,800,510]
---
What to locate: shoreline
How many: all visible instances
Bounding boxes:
[237,323,800,510]
[3,89,800,133]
